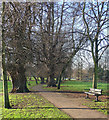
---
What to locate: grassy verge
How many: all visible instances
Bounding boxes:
[2,93,70,118]
[83,100,108,115]
[0,81,70,119]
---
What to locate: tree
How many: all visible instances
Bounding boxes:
[99,48,109,82]
[32,2,69,87]
[2,2,11,108]
[31,2,87,88]
[57,2,87,89]
[83,2,109,88]
[77,56,83,81]
[3,2,33,93]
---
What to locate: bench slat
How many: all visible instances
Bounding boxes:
[84,88,103,101]
[89,91,101,94]
[90,88,102,92]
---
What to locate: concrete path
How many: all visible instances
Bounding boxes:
[31,85,108,119]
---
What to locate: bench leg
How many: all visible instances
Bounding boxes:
[86,94,89,99]
[96,95,98,102]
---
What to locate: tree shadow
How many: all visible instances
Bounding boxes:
[58,107,101,110]
[30,91,84,94]
[10,106,58,109]
[9,106,103,110]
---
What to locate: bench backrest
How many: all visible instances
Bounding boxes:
[89,88,102,94]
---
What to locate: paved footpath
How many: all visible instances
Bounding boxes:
[31,85,108,120]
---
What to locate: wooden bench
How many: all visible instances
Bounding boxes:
[84,88,103,102]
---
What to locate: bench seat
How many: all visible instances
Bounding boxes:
[84,88,103,102]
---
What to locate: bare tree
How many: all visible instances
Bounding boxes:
[31,2,87,88]
[32,2,69,87]
[3,2,34,92]
[83,2,109,88]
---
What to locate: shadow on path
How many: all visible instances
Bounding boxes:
[10,107,57,109]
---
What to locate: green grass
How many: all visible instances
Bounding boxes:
[0,80,70,119]
[83,100,108,115]
[43,80,108,95]
[1,93,70,118]
[0,80,108,118]
[0,79,38,93]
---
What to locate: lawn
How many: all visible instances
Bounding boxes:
[0,79,38,93]
[0,79,108,117]
[43,80,108,95]
[2,93,70,118]
[0,80,71,119]
[82,100,108,115]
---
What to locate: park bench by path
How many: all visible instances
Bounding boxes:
[84,88,103,102]
[31,85,107,118]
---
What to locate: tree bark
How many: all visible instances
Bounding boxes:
[56,77,58,84]
[57,76,61,89]
[2,2,11,108]
[40,77,45,84]
[9,70,19,93]
[2,44,11,108]
[8,64,29,93]
[16,65,29,93]
[47,75,56,87]
[93,63,98,88]
[47,66,56,87]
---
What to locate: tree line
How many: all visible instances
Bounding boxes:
[2,2,108,94]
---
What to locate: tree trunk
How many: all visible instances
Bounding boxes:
[47,75,56,87]
[40,77,45,84]
[46,78,48,83]
[9,71,19,93]
[47,64,56,87]
[2,2,11,109]
[16,65,29,93]
[7,76,10,81]
[92,63,98,88]
[56,77,58,84]
[2,67,11,108]
[9,65,29,93]
[2,48,11,108]
[93,37,98,89]
[57,76,62,89]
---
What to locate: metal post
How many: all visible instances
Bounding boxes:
[86,94,89,99]
[96,95,98,102]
